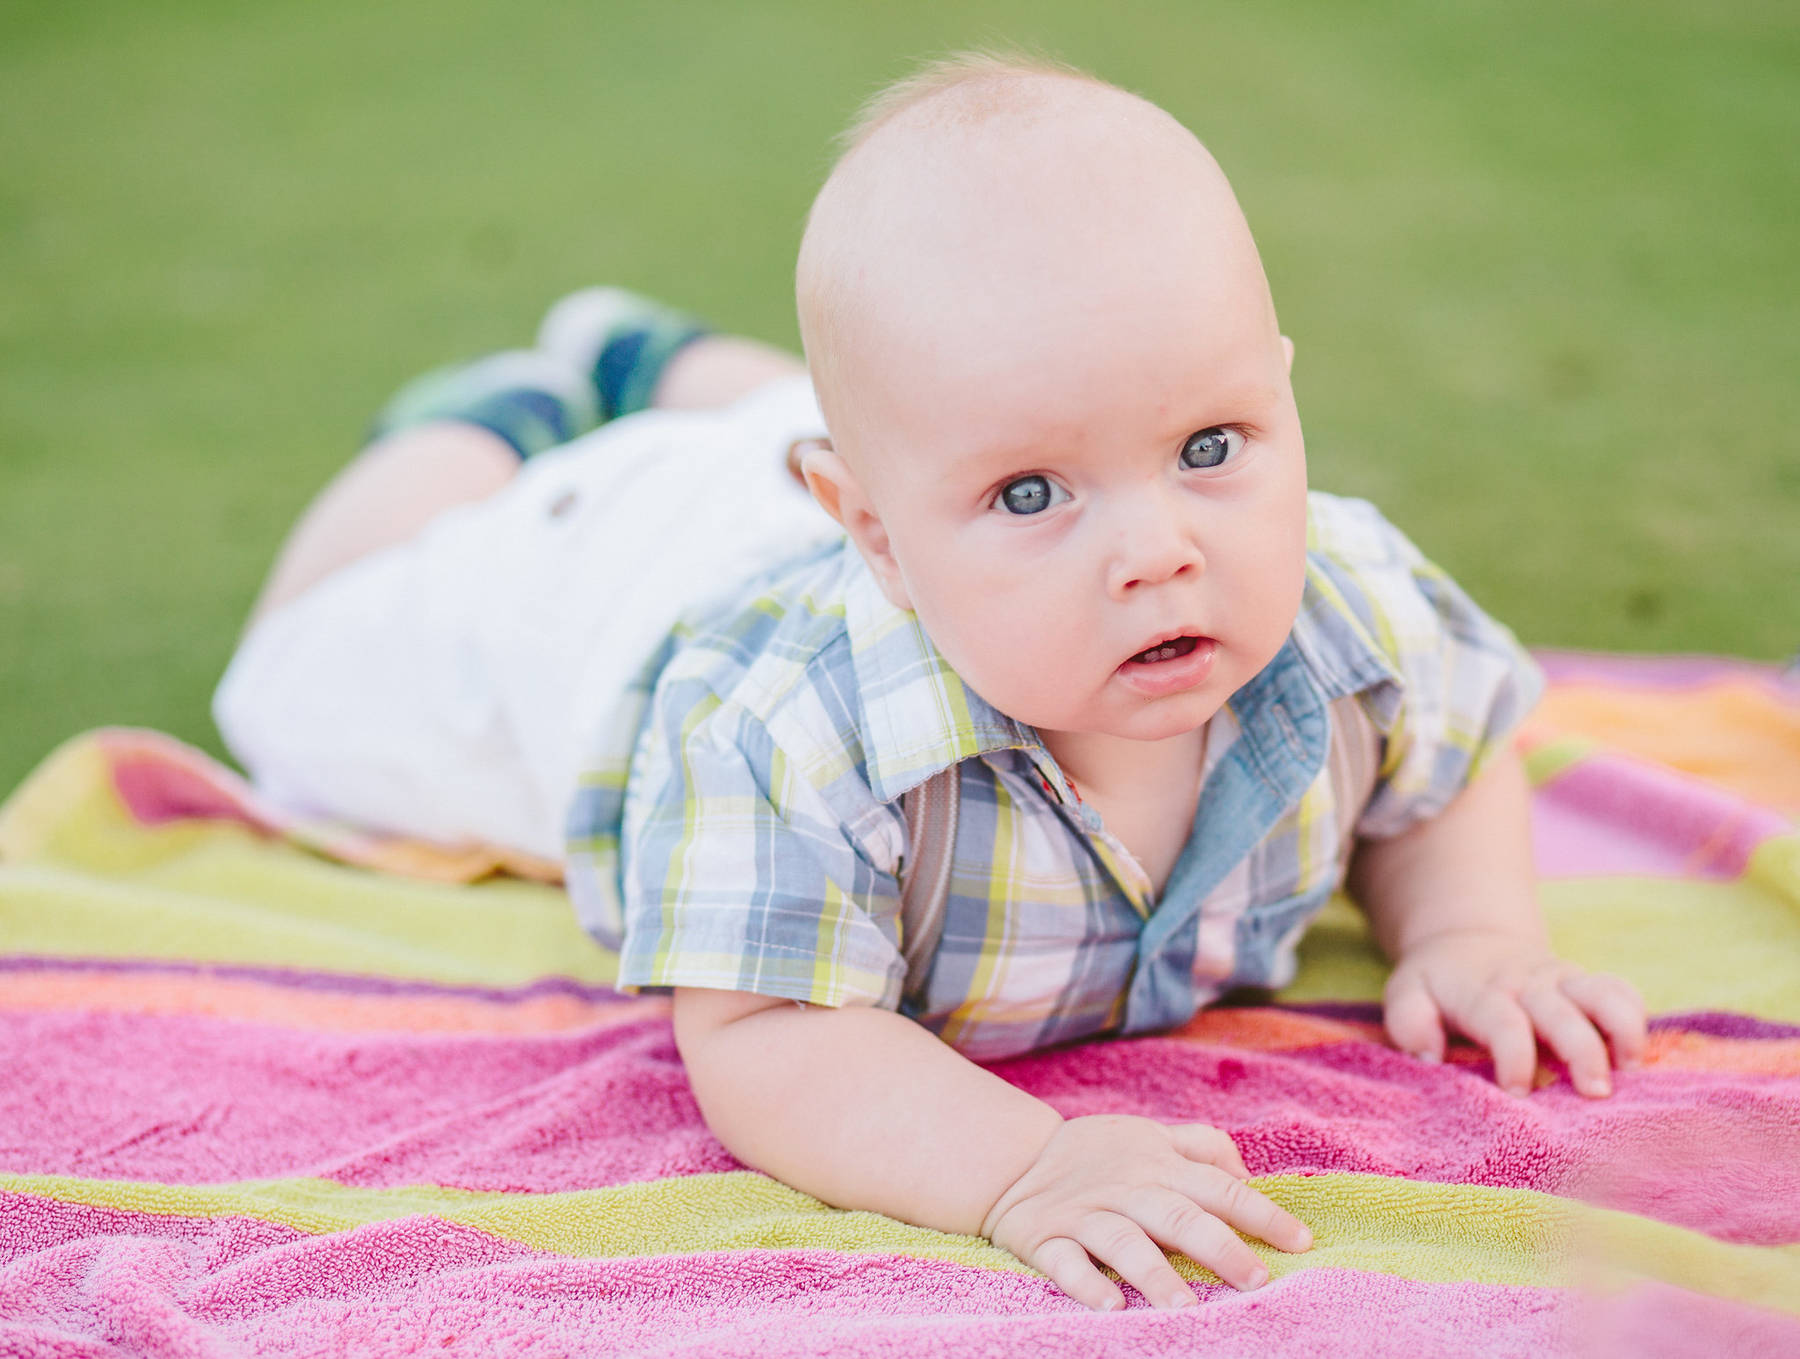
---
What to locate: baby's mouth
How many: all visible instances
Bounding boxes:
[1126,636,1201,665]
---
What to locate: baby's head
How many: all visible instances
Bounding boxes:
[796,52,1309,752]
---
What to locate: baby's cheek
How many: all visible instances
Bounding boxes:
[926,549,1093,684]
[947,606,1029,679]
[938,602,1064,714]
[1232,522,1308,628]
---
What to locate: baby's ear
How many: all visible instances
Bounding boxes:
[1281,335,1296,375]
[794,437,850,523]
[797,440,913,611]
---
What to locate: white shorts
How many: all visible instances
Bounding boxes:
[213,375,840,863]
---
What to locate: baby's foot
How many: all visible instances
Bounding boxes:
[535,287,711,423]
[366,348,598,461]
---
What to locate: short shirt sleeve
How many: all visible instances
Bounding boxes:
[1305,495,1545,841]
[615,681,906,1010]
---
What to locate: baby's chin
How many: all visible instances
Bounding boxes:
[1026,692,1221,746]
[1107,703,1219,744]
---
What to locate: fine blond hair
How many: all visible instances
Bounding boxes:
[827,46,1109,159]
[796,48,1127,461]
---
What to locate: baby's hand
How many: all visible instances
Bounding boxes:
[1383,930,1647,1097]
[979,1114,1312,1311]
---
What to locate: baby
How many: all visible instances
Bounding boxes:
[215,52,1646,1313]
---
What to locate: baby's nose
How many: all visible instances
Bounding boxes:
[1107,504,1206,597]
[1112,554,1201,597]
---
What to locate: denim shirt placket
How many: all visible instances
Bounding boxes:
[1114,638,1332,1035]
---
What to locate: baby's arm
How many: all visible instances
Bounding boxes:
[1347,746,1647,1097]
[673,986,1312,1311]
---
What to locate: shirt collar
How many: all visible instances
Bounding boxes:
[1286,552,1407,728]
[841,548,1038,804]
[840,534,1406,807]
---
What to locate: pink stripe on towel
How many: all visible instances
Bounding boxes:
[1532,650,1798,694]
[7,1008,1797,1244]
[1532,751,1789,880]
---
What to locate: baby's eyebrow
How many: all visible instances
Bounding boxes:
[953,437,1067,481]
[1177,381,1283,421]
[1213,383,1282,412]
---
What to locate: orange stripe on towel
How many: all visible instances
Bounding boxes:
[1638,1029,1800,1077]
[1531,681,1800,817]
[13,970,1795,1073]
[1174,1006,1388,1049]
[0,969,668,1035]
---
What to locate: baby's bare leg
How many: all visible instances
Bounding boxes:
[246,422,518,628]
[653,336,813,489]
[244,333,808,631]
[650,334,806,409]
[242,340,595,629]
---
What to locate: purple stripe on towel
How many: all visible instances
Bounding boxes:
[1654,1012,1800,1041]
[1207,1003,1800,1043]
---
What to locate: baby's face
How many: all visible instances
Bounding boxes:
[840,253,1308,751]
[799,79,1309,755]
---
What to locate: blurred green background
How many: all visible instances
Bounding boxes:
[3,0,1796,795]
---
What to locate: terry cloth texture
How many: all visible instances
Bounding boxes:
[2,653,1798,1357]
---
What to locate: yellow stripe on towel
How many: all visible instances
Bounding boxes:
[7,1170,1798,1311]
[1279,875,1800,1022]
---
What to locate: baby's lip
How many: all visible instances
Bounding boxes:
[1120,626,1210,667]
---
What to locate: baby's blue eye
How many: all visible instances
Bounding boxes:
[996,475,1069,516]
[1179,427,1244,469]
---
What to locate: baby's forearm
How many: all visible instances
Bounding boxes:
[1347,746,1547,959]
[673,989,1063,1236]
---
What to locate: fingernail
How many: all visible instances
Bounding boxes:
[1295,1226,1314,1251]
[1585,1076,1612,1098]
[1171,1291,1198,1309]
[1244,1267,1268,1290]
[1102,1296,1124,1313]
[1506,1083,1530,1099]
[1412,1050,1441,1065]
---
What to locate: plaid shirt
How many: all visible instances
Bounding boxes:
[565,492,1542,1061]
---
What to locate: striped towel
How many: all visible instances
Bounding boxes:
[1,651,1797,1356]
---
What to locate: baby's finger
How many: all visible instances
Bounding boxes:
[1168,1123,1250,1179]
[1448,988,1538,1097]
[1128,1187,1270,1292]
[1519,983,1612,1097]
[1382,969,1446,1064]
[1074,1209,1201,1309]
[1032,1235,1126,1313]
[1171,1163,1312,1255]
[1560,971,1648,1069]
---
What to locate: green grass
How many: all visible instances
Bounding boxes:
[2,0,1796,794]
